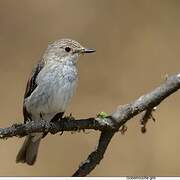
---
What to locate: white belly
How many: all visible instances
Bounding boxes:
[48,77,77,112]
[25,63,78,117]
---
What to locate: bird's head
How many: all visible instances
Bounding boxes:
[44,38,95,64]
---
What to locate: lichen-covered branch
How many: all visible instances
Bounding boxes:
[0,117,113,139]
[0,73,180,176]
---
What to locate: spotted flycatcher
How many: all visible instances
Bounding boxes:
[16,38,95,165]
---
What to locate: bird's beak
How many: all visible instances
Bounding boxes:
[80,48,96,54]
[74,47,96,54]
[82,48,96,53]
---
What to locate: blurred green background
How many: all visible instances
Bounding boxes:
[0,0,180,176]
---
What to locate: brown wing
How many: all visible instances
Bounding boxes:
[23,60,44,123]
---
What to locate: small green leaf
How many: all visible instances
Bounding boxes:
[97,111,108,118]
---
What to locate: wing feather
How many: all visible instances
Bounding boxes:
[23,60,44,123]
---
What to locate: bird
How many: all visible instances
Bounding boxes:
[16,38,95,165]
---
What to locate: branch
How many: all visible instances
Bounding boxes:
[72,130,115,176]
[0,117,113,139]
[72,73,180,176]
[0,73,180,176]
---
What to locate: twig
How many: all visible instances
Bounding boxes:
[140,107,156,133]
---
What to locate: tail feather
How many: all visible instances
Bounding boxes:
[16,135,41,165]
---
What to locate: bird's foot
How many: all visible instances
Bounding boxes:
[60,113,75,135]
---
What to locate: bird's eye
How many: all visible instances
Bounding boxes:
[65,47,71,52]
